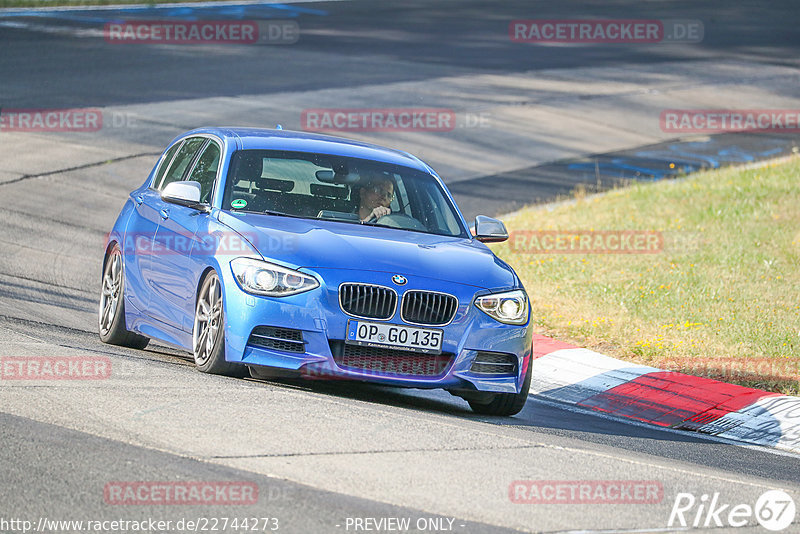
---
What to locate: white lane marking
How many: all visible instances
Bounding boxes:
[0,20,105,37]
[0,0,344,15]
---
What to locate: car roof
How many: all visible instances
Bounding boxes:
[182,127,433,173]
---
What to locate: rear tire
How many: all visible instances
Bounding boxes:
[193,272,246,377]
[98,245,150,350]
[467,356,532,416]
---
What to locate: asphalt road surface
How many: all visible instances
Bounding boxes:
[1,1,799,532]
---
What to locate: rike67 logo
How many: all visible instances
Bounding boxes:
[669,490,796,531]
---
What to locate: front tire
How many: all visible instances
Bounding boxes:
[98,245,150,350]
[468,356,532,416]
[193,272,246,376]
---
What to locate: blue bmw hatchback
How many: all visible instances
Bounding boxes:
[100,128,533,415]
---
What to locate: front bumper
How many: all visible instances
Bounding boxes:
[221,266,532,394]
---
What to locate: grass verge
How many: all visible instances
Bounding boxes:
[490,157,800,395]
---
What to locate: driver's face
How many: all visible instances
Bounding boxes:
[365,182,394,207]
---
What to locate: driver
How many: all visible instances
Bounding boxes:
[357,174,395,222]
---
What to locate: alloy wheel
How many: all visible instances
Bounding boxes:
[194,274,223,365]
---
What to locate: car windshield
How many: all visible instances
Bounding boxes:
[221,150,468,238]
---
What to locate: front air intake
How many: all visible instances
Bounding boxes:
[248,326,305,353]
[329,341,453,377]
[469,351,518,375]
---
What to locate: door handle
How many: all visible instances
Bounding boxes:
[134,195,143,206]
[160,209,170,220]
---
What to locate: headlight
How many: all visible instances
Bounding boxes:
[474,289,528,325]
[231,258,319,297]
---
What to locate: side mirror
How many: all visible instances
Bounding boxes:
[474,215,508,243]
[161,181,206,210]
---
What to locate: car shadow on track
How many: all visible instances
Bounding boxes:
[247,374,738,446]
[246,375,479,414]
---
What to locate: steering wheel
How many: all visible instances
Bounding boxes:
[367,213,426,231]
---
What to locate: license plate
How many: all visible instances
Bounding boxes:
[346,321,443,355]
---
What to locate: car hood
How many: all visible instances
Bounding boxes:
[217,212,517,290]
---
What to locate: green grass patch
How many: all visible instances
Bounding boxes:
[491,157,800,395]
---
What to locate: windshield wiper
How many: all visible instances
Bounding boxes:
[262,209,304,218]
[361,220,405,230]
[230,208,307,219]
[317,210,360,223]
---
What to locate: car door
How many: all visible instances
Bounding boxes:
[123,141,182,313]
[149,137,221,331]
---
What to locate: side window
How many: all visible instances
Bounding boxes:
[152,142,181,190]
[187,141,221,204]
[158,137,206,191]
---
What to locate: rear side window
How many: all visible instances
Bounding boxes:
[156,137,206,191]
[152,142,181,189]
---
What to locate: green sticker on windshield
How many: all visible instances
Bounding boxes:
[231,199,247,209]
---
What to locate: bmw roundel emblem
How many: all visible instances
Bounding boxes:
[392,274,407,285]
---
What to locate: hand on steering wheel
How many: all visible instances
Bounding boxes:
[364,206,391,223]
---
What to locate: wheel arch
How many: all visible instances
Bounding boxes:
[102,239,119,271]
[195,266,219,305]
